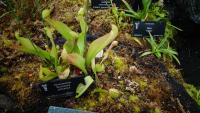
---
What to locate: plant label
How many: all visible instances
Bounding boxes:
[91,0,120,9]
[39,76,85,98]
[133,21,166,37]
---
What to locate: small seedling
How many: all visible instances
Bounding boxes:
[140,32,180,64]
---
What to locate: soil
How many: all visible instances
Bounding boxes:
[0,0,199,113]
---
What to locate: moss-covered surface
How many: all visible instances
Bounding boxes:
[0,0,199,113]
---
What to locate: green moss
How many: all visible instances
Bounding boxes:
[91,88,111,103]
[116,103,123,109]
[129,95,139,102]
[138,80,148,90]
[150,108,162,113]
[114,57,123,69]
[154,108,162,113]
[91,88,108,95]
[119,80,124,85]
[113,56,127,72]
[109,88,121,99]
[132,106,141,113]
[184,83,200,105]
[119,97,127,104]
[86,100,96,108]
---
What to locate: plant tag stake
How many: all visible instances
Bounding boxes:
[133,21,166,37]
[39,76,85,98]
[91,0,120,9]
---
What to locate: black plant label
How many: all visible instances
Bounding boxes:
[39,76,85,98]
[133,21,166,37]
[91,0,120,9]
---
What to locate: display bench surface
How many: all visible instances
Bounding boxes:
[48,106,95,113]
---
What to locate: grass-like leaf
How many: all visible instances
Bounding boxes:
[147,32,158,51]
[121,0,140,19]
[86,24,118,67]
[142,0,152,17]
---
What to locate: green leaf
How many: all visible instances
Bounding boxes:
[142,0,152,17]
[95,64,105,72]
[154,51,162,58]
[124,13,139,19]
[77,7,88,33]
[157,37,168,49]
[44,27,58,66]
[55,65,65,74]
[91,59,96,75]
[15,32,51,61]
[91,59,99,82]
[132,37,143,46]
[76,32,86,56]
[86,24,118,67]
[140,51,152,57]
[121,0,140,19]
[42,9,51,19]
[63,40,76,53]
[172,54,180,65]
[76,7,88,56]
[42,9,80,54]
[112,5,119,19]
[159,48,178,55]
[147,33,158,51]
[42,9,78,41]
[76,76,94,98]
[65,53,87,74]
[39,66,57,81]
[167,23,183,31]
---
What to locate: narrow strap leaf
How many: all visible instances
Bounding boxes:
[86,24,118,67]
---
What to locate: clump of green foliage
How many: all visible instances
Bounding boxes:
[184,83,200,106]
[140,32,180,64]
[16,6,118,98]
[122,0,152,21]
[110,0,125,28]
[121,0,169,21]
[119,0,180,64]
[15,28,62,81]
